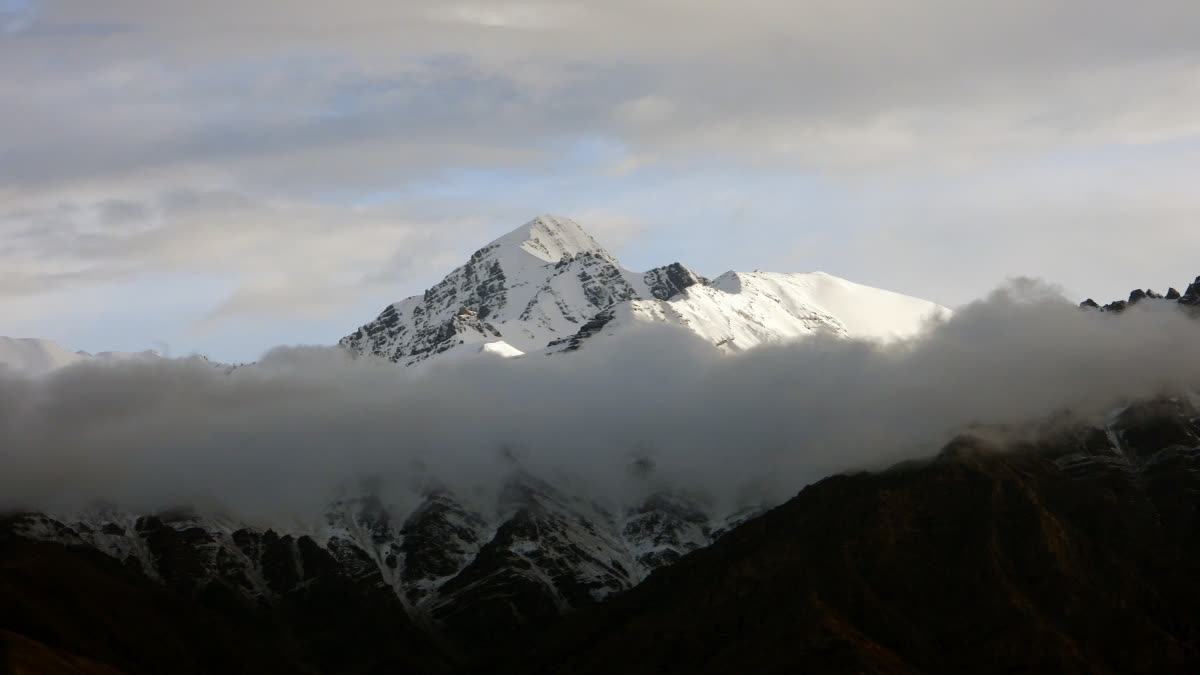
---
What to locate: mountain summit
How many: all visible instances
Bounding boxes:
[340,214,709,365]
[341,215,950,365]
[493,214,614,263]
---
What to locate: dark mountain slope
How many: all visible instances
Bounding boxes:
[492,421,1200,674]
[4,401,1199,673]
[0,526,450,675]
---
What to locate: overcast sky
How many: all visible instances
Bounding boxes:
[3,1,1199,363]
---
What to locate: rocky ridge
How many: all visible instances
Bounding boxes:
[339,215,710,366]
[5,472,760,658]
[1080,274,1200,313]
[489,397,1200,674]
[340,215,948,365]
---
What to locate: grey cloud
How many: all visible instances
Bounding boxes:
[4,1,1200,194]
[97,199,149,227]
[3,281,1200,526]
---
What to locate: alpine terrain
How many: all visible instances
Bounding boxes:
[0,215,953,672]
[4,227,1199,673]
[339,215,950,365]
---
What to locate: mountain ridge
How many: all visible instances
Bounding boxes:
[1081,274,1200,313]
[340,215,950,366]
[485,400,1200,674]
[5,394,1200,673]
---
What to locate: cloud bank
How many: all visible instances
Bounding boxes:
[6,0,1199,189]
[2,281,1199,525]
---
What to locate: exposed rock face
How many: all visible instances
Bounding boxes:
[621,493,716,569]
[398,492,490,607]
[340,216,706,366]
[2,471,739,664]
[642,263,708,301]
[545,308,616,352]
[0,516,447,674]
[495,402,1200,674]
[340,215,948,365]
[1081,274,1200,312]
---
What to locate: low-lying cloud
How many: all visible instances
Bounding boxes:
[2,280,1199,525]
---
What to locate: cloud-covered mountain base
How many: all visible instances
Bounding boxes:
[4,279,1200,672]
[6,395,1200,674]
[3,280,1200,524]
[488,434,1200,674]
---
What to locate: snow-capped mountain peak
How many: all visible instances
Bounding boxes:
[495,214,613,264]
[341,215,708,365]
[547,268,949,356]
[341,216,950,365]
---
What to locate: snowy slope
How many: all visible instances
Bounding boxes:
[10,475,750,639]
[341,215,707,365]
[560,270,950,354]
[0,336,159,377]
[342,215,949,365]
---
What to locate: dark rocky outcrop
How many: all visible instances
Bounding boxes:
[0,522,449,674]
[545,308,617,352]
[1083,274,1200,312]
[642,263,708,301]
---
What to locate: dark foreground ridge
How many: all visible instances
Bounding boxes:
[490,411,1200,674]
[4,398,1200,673]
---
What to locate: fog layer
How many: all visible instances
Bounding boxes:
[2,281,1198,523]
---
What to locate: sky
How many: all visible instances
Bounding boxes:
[2,1,1200,363]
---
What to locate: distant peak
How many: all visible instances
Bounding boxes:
[1078,273,1200,312]
[530,213,571,227]
[490,215,612,263]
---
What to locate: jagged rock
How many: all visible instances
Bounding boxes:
[546,308,617,352]
[1103,299,1128,312]
[341,215,946,365]
[622,493,711,569]
[642,263,708,301]
[400,492,488,606]
[340,216,708,366]
[1089,274,1200,312]
[4,475,739,663]
[1182,276,1200,305]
